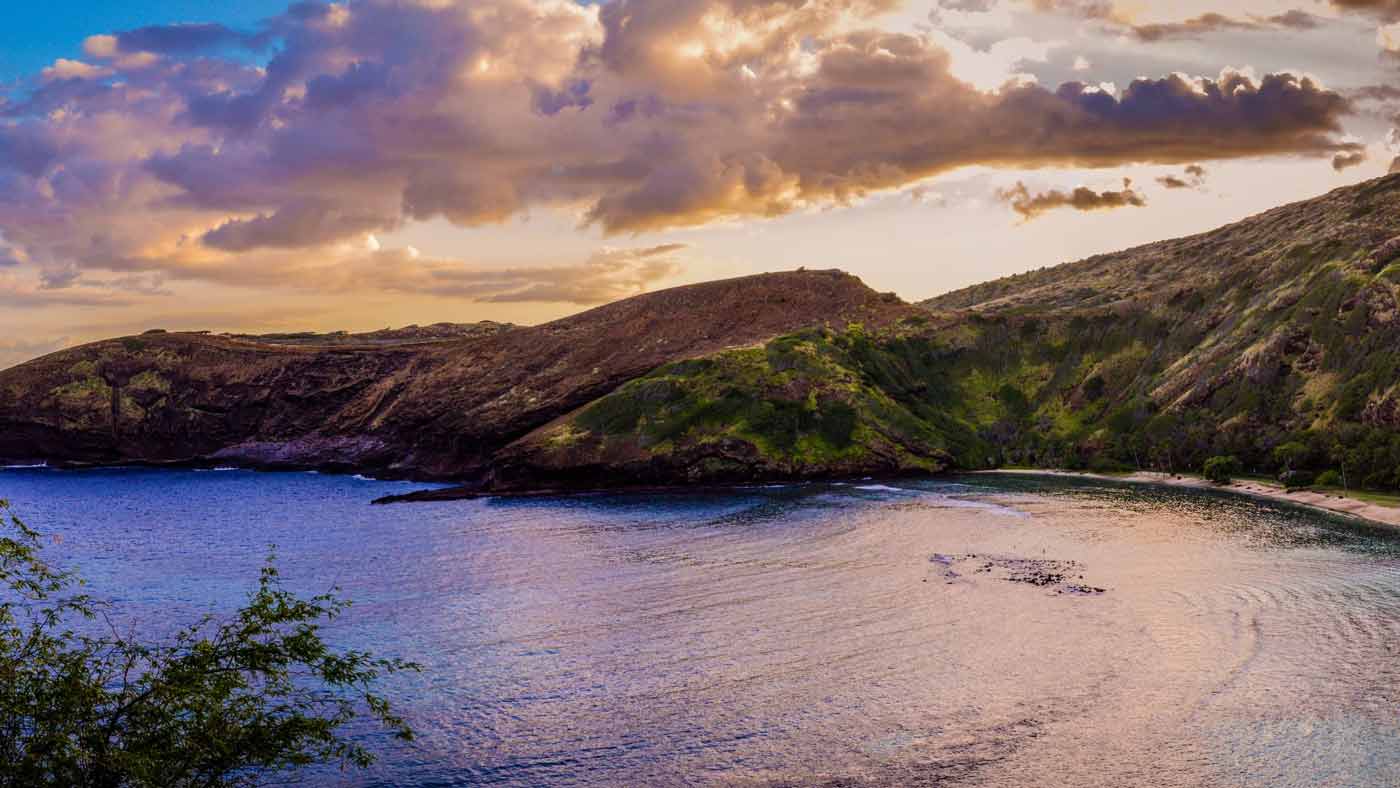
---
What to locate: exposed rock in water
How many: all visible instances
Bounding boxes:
[929,553,1105,595]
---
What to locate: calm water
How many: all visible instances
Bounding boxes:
[3,468,1400,786]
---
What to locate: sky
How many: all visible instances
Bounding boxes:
[3,0,1400,368]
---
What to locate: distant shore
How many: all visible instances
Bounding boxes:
[976,469,1400,529]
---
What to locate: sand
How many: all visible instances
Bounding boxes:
[976,469,1400,530]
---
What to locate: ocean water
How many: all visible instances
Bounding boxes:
[3,467,1400,787]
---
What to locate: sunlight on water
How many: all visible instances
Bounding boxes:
[4,468,1399,786]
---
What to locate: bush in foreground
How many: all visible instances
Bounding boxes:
[1203,456,1240,485]
[0,499,417,787]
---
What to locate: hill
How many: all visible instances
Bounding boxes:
[911,173,1400,488]
[0,270,920,481]
[6,175,1400,495]
[489,175,1400,495]
[225,322,516,346]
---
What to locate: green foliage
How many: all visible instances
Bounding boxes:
[996,383,1031,418]
[1315,470,1342,487]
[568,280,1400,493]
[565,327,993,471]
[1339,373,1376,418]
[0,500,417,787]
[1272,441,1310,471]
[1087,456,1134,474]
[1203,455,1240,485]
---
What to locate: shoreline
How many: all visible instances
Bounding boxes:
[975,469,1400,529]
[11,458,1400,529]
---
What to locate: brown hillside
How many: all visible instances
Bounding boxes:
[0,269,915,480]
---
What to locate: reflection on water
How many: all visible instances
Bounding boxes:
[3,469,1400,786]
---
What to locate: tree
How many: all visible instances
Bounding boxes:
[0,499,418,787]
[1203,455,1240,485]
[1272,441,1309,473]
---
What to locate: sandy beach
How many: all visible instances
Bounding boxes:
[977,469,1400,530]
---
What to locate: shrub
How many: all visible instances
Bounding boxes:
[0,500,417,786]
[1203,455,1240,485]
[1315,470,1342,487]
[1088,456,1134,474]
[1279,469,1315,489]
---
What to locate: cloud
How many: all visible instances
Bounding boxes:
[329,244,684,305]
[997,178,1146,219]
[1333,150,1369,170]
[1031,0,1400,25]
[0,0,1363,299]
[471,245,685,303]
[112,23,269,55]
[1332,0,1400,23]
[1380,21,1400,52]
[201,200,397,252]
[0,233,27,267]
[1025,0,1399,50]
[1350,84,1400,103]
[1127,11,1320,42]
[69,235,687,305]
[39,59,114,83]
[1156,164,1208,189]
[82,35,120,58]
[0,272,134,309]
[0,335,72,370]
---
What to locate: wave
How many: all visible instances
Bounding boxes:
[1,462,48,469]
[854,484,909,493]
[928,495,1028,518]
[850,482,1028,517]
